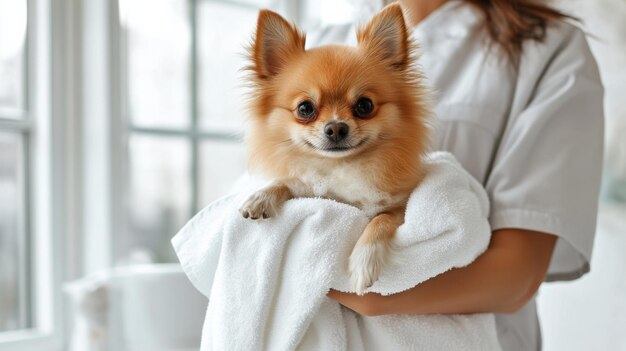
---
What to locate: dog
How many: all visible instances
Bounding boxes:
[239,3,431,295]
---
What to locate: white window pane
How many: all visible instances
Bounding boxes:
[198,2,257,132]
[199,140,247,207]
[125,135,191,263]
[0,0,27,114]
[0,132,28,332]
[231,0,274,7]
[121,0,191,129]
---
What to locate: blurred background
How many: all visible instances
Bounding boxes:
[0,0,625,350]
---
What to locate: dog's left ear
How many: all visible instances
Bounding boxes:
[357,3,410,69]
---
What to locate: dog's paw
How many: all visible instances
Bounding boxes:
[239,190,281,220]
[348,241,388,295]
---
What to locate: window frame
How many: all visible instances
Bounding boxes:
[0,121,31,335]
[122,0,254,212]
[0,1,32,335]
[0,0,67,349]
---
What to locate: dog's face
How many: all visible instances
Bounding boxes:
[246,4,429,174]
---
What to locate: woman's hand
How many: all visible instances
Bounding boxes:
[328,229,557,316]
[327,290,389,317]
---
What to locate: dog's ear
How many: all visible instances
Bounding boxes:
[357,3,410,69]
[251,10,305,79]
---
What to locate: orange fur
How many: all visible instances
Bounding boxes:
[241,4,431,293]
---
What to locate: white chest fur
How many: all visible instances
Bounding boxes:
[290,159,402,217]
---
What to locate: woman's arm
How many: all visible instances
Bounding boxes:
[327,229,557,316]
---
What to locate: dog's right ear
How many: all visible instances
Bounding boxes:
[251,10,305,79]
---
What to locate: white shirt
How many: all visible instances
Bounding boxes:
[308,1,604,350]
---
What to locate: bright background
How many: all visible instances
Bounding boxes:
[0,0,625,350]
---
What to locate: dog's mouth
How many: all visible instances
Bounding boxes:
[303,138,369,155]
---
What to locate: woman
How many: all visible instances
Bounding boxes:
[318,0,605,349]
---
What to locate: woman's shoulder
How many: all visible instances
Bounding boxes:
[547,20,591,51]
[517,19,602,100]
[520,20,597,74]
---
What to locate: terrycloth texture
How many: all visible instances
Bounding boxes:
[172,152,501,350]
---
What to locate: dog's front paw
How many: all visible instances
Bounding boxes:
[348,241,388,295]
[239,189,282,220]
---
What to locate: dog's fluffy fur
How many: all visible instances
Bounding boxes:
[240,4,431,294]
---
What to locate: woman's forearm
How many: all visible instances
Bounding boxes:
[328,229,557,316]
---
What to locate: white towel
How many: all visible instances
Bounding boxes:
[172,152,501,350]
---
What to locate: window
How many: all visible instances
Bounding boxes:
[0,0,30,334]
[118,0,269,264]
[0,0,62,349]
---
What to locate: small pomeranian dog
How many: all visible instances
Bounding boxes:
[240,4,430,294]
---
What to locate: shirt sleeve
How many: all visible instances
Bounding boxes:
[485,25,604,281]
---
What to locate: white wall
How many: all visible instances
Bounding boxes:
[540,3,626,349]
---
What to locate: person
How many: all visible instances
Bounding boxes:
[313,0,605,350]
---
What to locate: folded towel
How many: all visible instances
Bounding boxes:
[172,151,501,350]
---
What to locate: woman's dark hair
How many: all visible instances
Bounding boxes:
[464,0,573,63]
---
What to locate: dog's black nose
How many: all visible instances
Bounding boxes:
[324,122,349,142]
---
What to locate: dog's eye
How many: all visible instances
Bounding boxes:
[353,97,374,118]
[296,100,317,120]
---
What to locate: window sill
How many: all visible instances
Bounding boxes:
[0,329,62,351]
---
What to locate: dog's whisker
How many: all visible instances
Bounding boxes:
[277,138,293,145]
